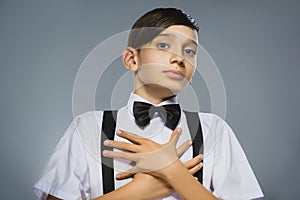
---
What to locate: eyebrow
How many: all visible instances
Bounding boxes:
[155,33,198,47]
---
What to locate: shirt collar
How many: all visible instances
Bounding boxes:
[127,92,179,114]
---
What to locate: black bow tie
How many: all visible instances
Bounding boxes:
[133,101,181,130]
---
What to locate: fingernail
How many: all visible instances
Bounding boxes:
[104,140,110,146]
[102,150,109,156]
[199,162,203,167]
[188,140,192,145]
[117,130,122,135]
[116,174,121,179]
[177,127,182,134]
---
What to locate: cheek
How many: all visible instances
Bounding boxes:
[184,62,196,81]
[187,68,195,80]
[141,52,168,66]
[139,49,169,64]
[137,51,169,82]
[137,64,162,83]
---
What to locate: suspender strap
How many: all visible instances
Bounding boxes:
[101,110,118,194]
[183,110,204,184]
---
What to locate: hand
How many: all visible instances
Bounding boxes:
[103,128,184,174]
[116,154,203,180]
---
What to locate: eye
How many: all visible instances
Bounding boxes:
[184,49,196,56]
[157,42,169,49]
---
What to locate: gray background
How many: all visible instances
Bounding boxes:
[1,0,299,199]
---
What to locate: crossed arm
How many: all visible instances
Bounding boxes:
[96,128,217,200]
[47,155,204,200]
[47,157,203,200]
[48,128,217,200]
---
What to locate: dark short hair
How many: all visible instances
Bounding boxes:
[127,8,199,49]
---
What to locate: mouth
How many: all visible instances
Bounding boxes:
[163,69,184,79]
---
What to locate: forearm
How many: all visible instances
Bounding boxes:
[93,180,140,200]
[159,159,217,200]
[94,175,173,200]
[46,184,140,200]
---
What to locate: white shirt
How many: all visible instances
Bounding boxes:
[34,93,264,200]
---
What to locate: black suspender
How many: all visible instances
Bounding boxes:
[101,110,118,194]
[183,110,204,184]
[101,110,203,194]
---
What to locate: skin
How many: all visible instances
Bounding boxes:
[47,25,217,200]
[123,25,198,104]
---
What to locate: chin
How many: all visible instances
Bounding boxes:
[151,83,185,96]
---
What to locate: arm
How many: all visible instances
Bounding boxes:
[47,140,203,200]
[35,116,91,200]
[45,174,168,200]
[157,159,216,200]
[45,175,168,200]
[94,174,170,200]
[95,154,203,200]
[103,128,217,200]
[45,179,154,200]
[210,115,264,199]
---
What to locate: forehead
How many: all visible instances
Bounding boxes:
[156,25,198,45]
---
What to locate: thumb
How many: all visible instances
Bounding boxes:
[168,128,182,145]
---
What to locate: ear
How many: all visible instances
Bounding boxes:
[122,47,138,71]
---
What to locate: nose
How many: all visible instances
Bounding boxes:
[169,52,184,67]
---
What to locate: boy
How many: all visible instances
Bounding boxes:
[34,8,264,199]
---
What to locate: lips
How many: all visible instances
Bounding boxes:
[163,69,184,79]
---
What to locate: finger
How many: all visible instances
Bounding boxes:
[117,130,144,144]
[168,127,182,145]
[116,171,134,180]
[102,150,137,161]
[184,154,203,169]
[188,162,203,175]
[104,140,140,152]
[176,140,192,157]
[127,165,139,174]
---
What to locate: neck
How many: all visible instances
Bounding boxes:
[134,84,176,105]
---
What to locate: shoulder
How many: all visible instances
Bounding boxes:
[196,112,235,141]
[182,111,227,131]
[73,110,105,137]
[198,112,222,121]
[74,110,104,124]
[197,112,227,130]
[69,111,104,159]
[52,111,104,145]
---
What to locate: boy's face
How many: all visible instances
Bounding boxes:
[134,25,198,96]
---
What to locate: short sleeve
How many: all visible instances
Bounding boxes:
[34,116,91,200]
[211,117,264,200]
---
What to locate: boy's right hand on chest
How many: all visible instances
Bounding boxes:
[103,128,192,175]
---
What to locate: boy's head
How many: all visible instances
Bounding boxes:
[127,8,199,49]
[123,8,199,102]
